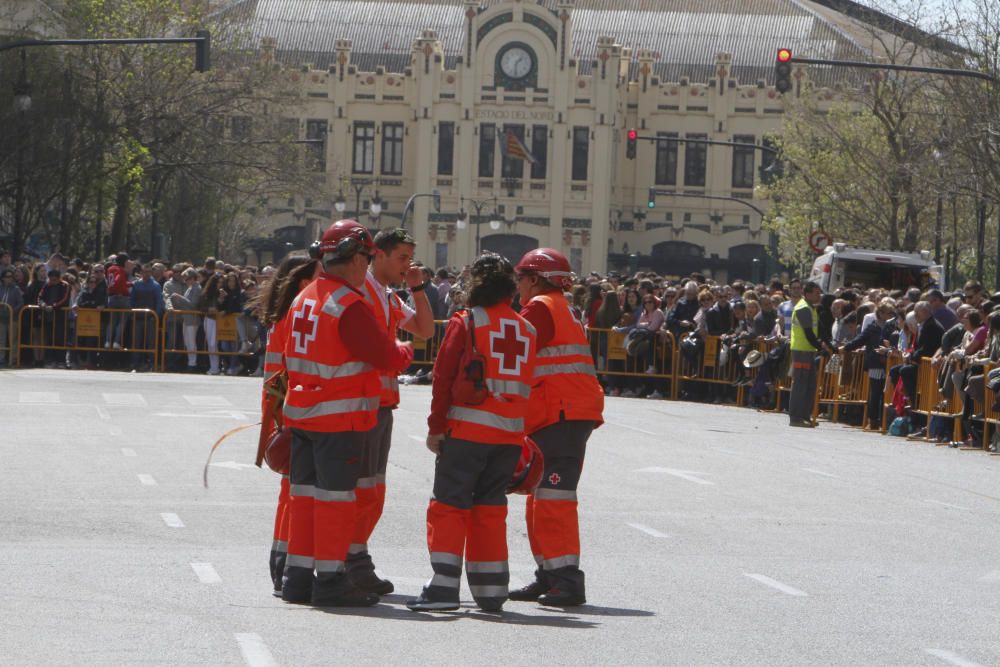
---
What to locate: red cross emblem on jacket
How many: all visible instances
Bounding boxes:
[490,318,530,375]
[548,473,561,486]
[291,298,319,354]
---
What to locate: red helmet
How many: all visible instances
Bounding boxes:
[507,436,545,495]
[318,220,374,259]
[264,428,292,475]
[514,248,575,289]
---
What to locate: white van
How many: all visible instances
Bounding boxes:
[810,243,944,293]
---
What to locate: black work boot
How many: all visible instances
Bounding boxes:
[349,568,394,595]
[346,552,394,595]
[538,569,586,607]
[311,573,380,607]
[280,569,313,605]
[509,579,548,601]
[406,587,460,612]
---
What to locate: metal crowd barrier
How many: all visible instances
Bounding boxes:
[0,302,14,366]
[909,357,963,444]
[16,305,158,367]
[397,319,448,369]
[587,327,676,398]
[158,309,249,371]
[980,364,1000,454]
[817,350,870,425]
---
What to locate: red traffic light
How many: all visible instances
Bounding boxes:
[627,129,638,141]
[777,48,792,63]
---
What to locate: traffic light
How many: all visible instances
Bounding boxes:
[647,187,656,209]
[775,48,792,94]
[195,29,211,72]
[626,128,637,160]
[432,189,441,213]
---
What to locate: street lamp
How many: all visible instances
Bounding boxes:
[369,195,383,223]
[333,193,346,215]
[12,50,32,260]
[457,196,499,256]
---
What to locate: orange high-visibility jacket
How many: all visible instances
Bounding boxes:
[282,275,380,432]
[361,271,408,408]
[446,304,537,445]
[524,292,605,433]
[263,317,289,376]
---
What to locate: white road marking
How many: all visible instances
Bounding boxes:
[137,474,157,486]
[925,649,985,667]
[229,411,250,420]
[637,467,715,486]
[605,421,658,436]
[109,427,122,436]
[714,448,740,455]
[925,499,971,511]
[19,391,59,404]
[95,406,111,421]
[102,392,147,407]
[979,570,1000,582]
[744,573,808,597]
[628,523,670,538]
[121,447,137,457]
[185,395,232,407]
[803,468,839,479]
[152,412,244,420]
[235,633,277,667]
[210,461,259,471]
[410,435,425,443]
[160,513,185,528]
[191,562,221,584]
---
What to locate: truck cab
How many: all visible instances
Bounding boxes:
[810,243,944,293]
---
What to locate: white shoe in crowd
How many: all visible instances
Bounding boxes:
[621,389,637,398]
[645,365,656,374]
[207,368,221,376]
[647,390,664,400]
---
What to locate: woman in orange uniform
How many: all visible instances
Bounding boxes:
[255,256,318,595]
[510,248,604,607]
[408,253,537,613]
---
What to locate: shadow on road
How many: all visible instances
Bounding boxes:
[537,604,655,618]
[309,595,603,628]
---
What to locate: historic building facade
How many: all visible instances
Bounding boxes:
[235,0,873,279]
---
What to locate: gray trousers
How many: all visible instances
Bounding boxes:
[789,349,818,423]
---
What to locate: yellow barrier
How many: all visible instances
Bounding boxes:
[817,349,870,425]
[587,327,675,398]
[0,302,14,366]
[159,309,251,372]
[908,357,962,444]
[16,305,159,367]
[397,319,447,369]
[980,363,1000,454]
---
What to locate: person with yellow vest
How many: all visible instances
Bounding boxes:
[255,255,319,596]
[349,228,435,595]
[280,220,413,607]
[788,280,831,427]
[510,248,604,607]
[408,253,537,613]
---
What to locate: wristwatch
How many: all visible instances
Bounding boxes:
[410,281,431,293]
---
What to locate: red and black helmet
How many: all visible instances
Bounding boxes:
[264,428,292,475]
[318,219,374,260]
[514,248,575,290]
[507,436,545,495]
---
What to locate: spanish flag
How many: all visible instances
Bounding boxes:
[500,129,537,164]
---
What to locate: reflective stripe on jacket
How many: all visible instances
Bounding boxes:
[524,292,605,433]
[361,272,406,408]
[446,304,537,445]
[282,274,380,432]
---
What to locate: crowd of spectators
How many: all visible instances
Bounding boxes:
[2,246,998,450]
[0,249,269,375]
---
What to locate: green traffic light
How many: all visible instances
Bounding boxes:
[647,201,655,209]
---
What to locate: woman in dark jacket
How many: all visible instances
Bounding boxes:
[817,293,836,346]
[841,300,895,430]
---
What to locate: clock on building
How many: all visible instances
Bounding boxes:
[495,43,537,90]
[500,46,532,79]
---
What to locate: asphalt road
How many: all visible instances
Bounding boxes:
[2,369,998,666]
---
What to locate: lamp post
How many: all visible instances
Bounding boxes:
[369,193,383,225]
[456,196,499,256]
[12,50,32,260]
[333,192,347,219]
